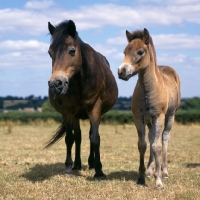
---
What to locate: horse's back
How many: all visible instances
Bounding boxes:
[159,65,180,85]
[158,65,181,113]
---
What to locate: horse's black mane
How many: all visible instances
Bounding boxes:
[50,20,78,52]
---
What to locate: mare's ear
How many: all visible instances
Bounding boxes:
[126,30,132,42]
[143,28,150,45]
[68,20,76,38]
[48,22,55,35]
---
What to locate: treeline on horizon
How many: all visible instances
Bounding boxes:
[1,95,200,124]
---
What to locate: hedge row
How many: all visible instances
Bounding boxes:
[0,110,200,124]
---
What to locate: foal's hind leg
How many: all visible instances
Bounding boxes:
[135,120,147,185]
[162,115,174,179]
[73,118,82,170]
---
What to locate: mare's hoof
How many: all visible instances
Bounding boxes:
[137,177,145,185]
[72,165,81,170]
[88,162,95,169]
[94,173,107,180]
[63,167,73,174]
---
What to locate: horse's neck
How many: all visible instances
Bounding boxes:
[138,45,161,98]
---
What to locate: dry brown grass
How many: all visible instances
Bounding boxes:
[0,122,200,200]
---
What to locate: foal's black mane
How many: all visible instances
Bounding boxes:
[50,20,78,52]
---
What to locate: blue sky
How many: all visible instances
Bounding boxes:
[0,0,200,98]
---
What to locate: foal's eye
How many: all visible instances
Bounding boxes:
[137,50,144,56]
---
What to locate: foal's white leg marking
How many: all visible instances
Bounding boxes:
[152,114,165,189]
[162,115,174,179]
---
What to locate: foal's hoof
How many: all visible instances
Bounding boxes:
[155,183,164,190]
[63,166,73,174]
[162,172,169,179]
[94,173,107,181]
[137,177,145,185]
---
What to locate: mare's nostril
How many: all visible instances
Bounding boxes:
[56,80,62,87]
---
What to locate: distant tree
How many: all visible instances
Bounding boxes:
[179,97,200,110]
[42,99,56,112]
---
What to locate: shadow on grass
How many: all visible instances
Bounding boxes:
[108,170,138,181]
[85,170,138,182]
[21,162,139,183]
[21,162,90,183]
[20,162,65,182]
[186,163,200,168]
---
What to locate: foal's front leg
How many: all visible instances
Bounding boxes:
[135,120,147,185]
[152,114,165,189]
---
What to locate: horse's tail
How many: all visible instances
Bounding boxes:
[44,122,66,148]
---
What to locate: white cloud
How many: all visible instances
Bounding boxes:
[24,0,55,10]
[107,34,200,50]
[0,2,200,36]
[0,40,48,52]
[0,40,50,69]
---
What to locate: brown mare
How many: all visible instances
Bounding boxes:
[118,28,180,189]
[45,20,118,179]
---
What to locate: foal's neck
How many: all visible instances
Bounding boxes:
[138,45,161,98]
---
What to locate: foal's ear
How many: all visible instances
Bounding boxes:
[143,28,150,45]
[126,30,132,42]
[48,22,55,35]
[68,20,76,38]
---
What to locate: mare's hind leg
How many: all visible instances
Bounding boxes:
[88,127,95,169]
[145,123,155,178]
[162,115,174,179]
[73,118,82,170]
[63,116,74,174]
[135,119,147,185]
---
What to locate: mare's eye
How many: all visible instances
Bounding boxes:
[137,50,144,56]
[68,48,76,56]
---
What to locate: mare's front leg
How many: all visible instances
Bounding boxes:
[73,118,82,170]
[63,115,74,174]
[162,115,174,179]
[88,127,95,169]
[135,119,147,185]
[88,99,106,179]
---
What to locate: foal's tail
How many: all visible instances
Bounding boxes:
[44,122,66,148]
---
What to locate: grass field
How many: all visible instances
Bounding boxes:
[0,122,200,200]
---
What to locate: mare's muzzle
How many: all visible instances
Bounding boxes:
[48,77,68,95]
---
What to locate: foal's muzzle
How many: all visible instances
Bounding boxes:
[48,77,69,95]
